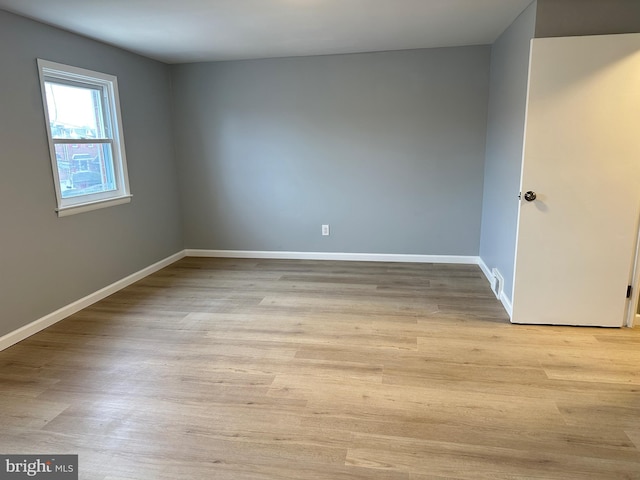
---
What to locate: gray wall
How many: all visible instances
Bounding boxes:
[479,2,537,302]
[535,0,640,38]
[0,10,183,337]
[172,47,491,255]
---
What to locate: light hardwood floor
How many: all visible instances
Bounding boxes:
[1,257,640,479]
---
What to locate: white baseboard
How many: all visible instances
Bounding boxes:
[477,257,493,282]
[0,250,186,352]
[500,291,513,318]
[185,249,479,265]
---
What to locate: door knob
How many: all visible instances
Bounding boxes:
[523,191,537,202]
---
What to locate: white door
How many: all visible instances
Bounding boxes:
[512,34,640,327]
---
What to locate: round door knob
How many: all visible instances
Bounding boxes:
[524,191,537,202]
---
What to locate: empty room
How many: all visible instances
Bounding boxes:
[1,0,640,478]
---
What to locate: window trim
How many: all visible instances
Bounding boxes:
[37,59,132,216]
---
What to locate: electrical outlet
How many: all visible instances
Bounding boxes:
[322,224,330,236]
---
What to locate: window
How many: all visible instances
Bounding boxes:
[37,60,131,216]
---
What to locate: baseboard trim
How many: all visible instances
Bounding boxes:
[185,249,479,265]
[500,291,513,318]
[477,257,493,283]
[0,250,186,352]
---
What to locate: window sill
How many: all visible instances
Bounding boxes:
[56,195,132,217]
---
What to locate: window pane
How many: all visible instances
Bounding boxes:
[55,143,117,198]
[45,82,106,139]
[39,60,131,214]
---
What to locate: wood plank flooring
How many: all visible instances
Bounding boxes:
[1,257,640,479]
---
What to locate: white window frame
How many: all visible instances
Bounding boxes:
[37,59,132,217]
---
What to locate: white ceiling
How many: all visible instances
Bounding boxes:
[0,0,533,64]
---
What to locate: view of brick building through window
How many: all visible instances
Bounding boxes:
[54,143,113,197]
